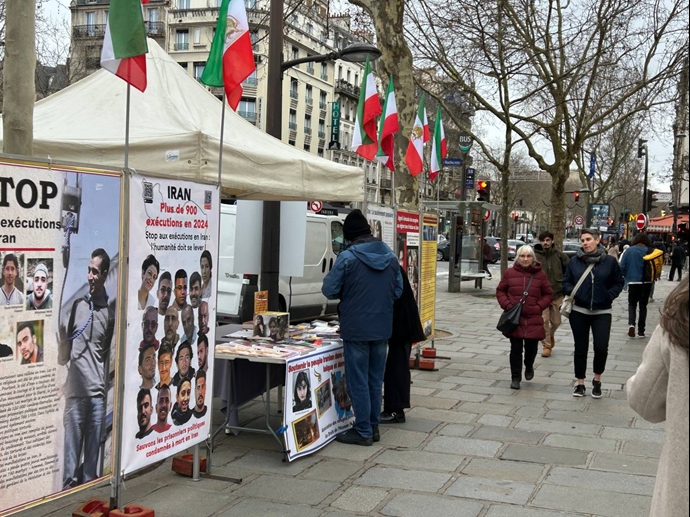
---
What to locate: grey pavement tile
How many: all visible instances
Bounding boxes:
[442,376,498,386]
[217,498,322,517]
[620,440,663,458]
[435,390,490,402]
[378,428,429,448]
[488,395,549,408]
[543,434,617,453]
[600,426,666,444]
[493,389,585,403]
[410,386,437,396]
[302,459,364,483]
[545,466,655,496]
[544,409,634,428]
[443,363,503,373]
[410,394,459,409]
[373,450,465,472]
[531,484,652,517]
[119,485,236,517]
[485,505,585,517]
[514,417,601,437]
[458,401,514,415]
[233,475,340,505]
[462,458,545,483]
[380,493,483,517]
[424,436,503,457]
[500,444,589,467]
[330,486,389,513]
[544,400,586,412]
[381,416,441,434]
[590,452,659,475]
[315,441,383,462]
[477,414,514,427]
[354,466,451,493]
[458,385,515,396]
[407,407,478,424]
[631,418,666,430]
[471,426,544,445]
[445,476,536,505]
[438,423,475,437]
[409,379,458,390]
[514,406,547,418]
[225,450,321,476]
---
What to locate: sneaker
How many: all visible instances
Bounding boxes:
[628,325,636,338]
[373,425,380,443]
[592,380,602,399]
[524,367,534,381]
[380,411,406,424]
[510,380,521,390]
[336,429,373,446]
[573,384,586,397]
[638,332,646,339]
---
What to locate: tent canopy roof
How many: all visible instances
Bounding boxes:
[0,39,364,202]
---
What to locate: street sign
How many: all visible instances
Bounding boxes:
[459,131,473,153]
[310,201,323,213]
[465,167,475,189]
[443,158,463,167]
[636,213,648,230]
[330,101,341,148]
[655,192,672,203]
[574,215,585,226]
[484,210,492,222]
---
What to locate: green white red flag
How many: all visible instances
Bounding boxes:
[430,106,447,182]
[201,0,256,110]
[405,94,427,176]
[375,77,399,171]
[352,56,382,161]
[100,0,149,92]
[423,105,431,142]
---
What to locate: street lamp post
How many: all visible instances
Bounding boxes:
[639,138,649,214]
[262,2,381,309]
[672,133,686,237]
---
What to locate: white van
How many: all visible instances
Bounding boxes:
[217,204,346,324]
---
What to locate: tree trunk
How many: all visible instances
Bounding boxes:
[499,166,510,273]
[550,169,569,248]
[2,0,36,156]
[348,0,417,207]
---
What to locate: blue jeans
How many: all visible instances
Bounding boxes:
[343,339,388,438]
[63,396,105,489]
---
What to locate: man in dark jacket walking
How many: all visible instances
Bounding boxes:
[323,210,403,446]
[669,242,686,281]
[534,231,569,357]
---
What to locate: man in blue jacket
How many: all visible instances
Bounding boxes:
[323,209,403,446]
[619,233,654,338]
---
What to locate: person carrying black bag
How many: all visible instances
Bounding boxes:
[381,264,427,424]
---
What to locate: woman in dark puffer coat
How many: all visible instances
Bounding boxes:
[496,245,554,390]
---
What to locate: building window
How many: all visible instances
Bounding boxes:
[338,65,343,81]
[244,69,258,85]
[193,27,201,45]
[320,91,327,110]
[85,11,96,35]
[321,63,328,81]
[178,0,191,8]
[317,148,324,157]
[290,79,299,99]
[289,110,297,130]
[193,62,205,81]
[147,8,158,22]
[250,30,259,50]
[305,85,313,105]
[245,0,257,7]
[292,46,299,60]
[238,99,257,122]
[289,139,296,146]
[318,119,325,139]
[175,30,189,51]
[355,73,359,85]
[304,115,312,134]
[306,22,313,35]
[347,70,351,83]
[304,143,311,152]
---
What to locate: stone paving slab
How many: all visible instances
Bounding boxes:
[485,506,587,517]
[600,426,667,444]
[531,484,652,517]
[545,466,655,496]
[477,414,515,427]
[233,475,340,505]
[330,486,389,513]
[462,458,545,483]
[410,394,459,409]
[543,434,617,454]
[406,407,478,423]
[424,435,503,457]
[435,389,491,402]
[377,428,430,448]
[301,459,364,483]
[373,449,466,472]
[470,426,545,445]
[217,499,323,517]
[514,417,601,437]
[544,409,634,428]
[445,475,536,505]
[438,423,475,437]
[380,493,484,517]
[354,466,451,493]
[501,444,589,467]
[620,440,663,458]
[589,452,660,475]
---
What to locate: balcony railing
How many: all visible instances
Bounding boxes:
[318,131,326,139]
[144,21,165,36]
[306,97,313,105]
[321,73,328,81]
[174,42,190,51]
[306,65,314,74]
[319,102,327,110]
[243,76,258,86]
[380,179,392,189]
[73,24,106,38]
[304,127,312,135]
[289,122,298,130]
[290,90,299,99]
[335,79,360,99]
[239,111,258,122]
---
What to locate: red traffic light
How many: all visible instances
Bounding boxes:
[477,180,488,190]
[573,192,580,202]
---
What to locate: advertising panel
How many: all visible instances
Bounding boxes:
[283,343,353,461]
[365,204,395,251]
[0,160,122,515]
[396,210,420,302]
[121,174,219,475]
[420,213,438,338]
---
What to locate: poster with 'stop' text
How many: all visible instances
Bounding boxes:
[0,160,122,516]
[122,174,219,475]
[420,213,438,339]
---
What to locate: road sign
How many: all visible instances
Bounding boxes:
[574,215,585,226]
[465,167,475,188]
[636,213,648,230]
[310,201,323,213]
[443,158,463,167]
[655,192,672,203]
[459,131,473,153]
[484,210,492,222]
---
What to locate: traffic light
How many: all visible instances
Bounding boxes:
[646,190,659,211]
[513,212,519,222]
[476,180,491,202]
[573,191,580,202]
[638,138,648,158]
[660,209,666,217]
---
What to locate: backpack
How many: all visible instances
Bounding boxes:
[643,247,664,282]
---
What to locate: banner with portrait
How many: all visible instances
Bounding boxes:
[396,210,421,303]
[0,159,123,515]
[122,174,219,475]
[420,213,438,339]
[365,204,395,251]
[283,343,353,462]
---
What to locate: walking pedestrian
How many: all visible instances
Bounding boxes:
[322,209,402,446]
[607,239,619,261]
[627,276,689,517]
[669,242,686,281]
[482,240,494,279]
[533,231,569,357]
[496,245,554,390]
[620,233,654,338]
[381,264,426,424]
[563,229,624,398]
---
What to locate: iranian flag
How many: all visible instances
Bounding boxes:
[430,106,447,182]
[352,56,382,161]
[423,105,431,142]
[201,0,256,110]
[100,0,149,92]
[375,77,399,171]
[405,94,426,177]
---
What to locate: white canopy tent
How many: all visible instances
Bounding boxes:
[0,39,364,201]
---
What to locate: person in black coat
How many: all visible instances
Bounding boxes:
[381,265,427,423]
[669,242,686,281]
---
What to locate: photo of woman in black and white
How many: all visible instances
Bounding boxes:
[253,314,266,337]
[292,370,313,412]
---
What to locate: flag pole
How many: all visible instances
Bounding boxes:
[124,84,131,169]
[218,93,227,185]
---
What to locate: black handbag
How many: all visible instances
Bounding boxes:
[496,274,534,334]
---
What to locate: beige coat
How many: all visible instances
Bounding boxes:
[627,326,689,517]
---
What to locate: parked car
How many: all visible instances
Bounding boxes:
[437,239,450,261]
[484,236,501,263]
[562,242,581,259]
[507,239,526,260]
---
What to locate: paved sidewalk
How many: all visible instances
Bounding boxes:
[19,270,680,517]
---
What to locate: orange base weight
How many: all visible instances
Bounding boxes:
[418,358,436,370]
[422,348,437,358]
[110,505,154,517]
[73,499,110,517]
[409,357,417,368]
[171,453,207,477]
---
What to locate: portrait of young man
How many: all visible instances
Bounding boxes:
[17,321,43,365]
[152,384,172,433]
[26,262,53,310]
[192,370,207,419]
[135,388,154,440]
[156,271,172,316]
[2,253,24,306]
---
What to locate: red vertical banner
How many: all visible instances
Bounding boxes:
[395,210,421,303]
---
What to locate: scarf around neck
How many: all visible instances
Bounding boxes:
[577,244,608,264]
